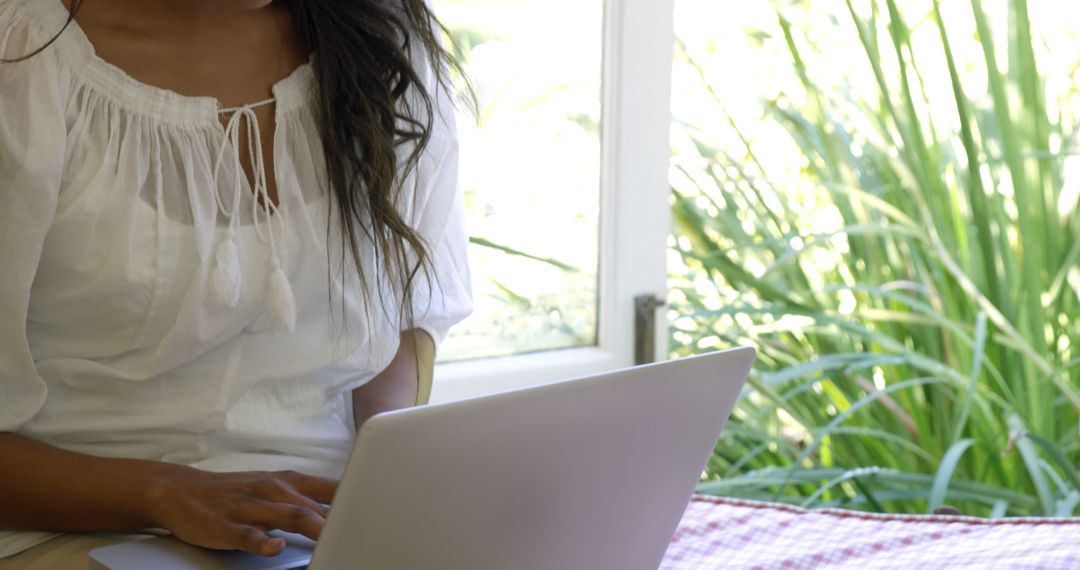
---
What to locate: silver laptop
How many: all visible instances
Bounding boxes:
[89,346,755,570]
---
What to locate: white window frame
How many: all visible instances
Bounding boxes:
[431,0,676,403]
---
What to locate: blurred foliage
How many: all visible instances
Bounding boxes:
[671,0,1080,516]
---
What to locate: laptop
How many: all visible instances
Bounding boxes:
[89,346,755,570]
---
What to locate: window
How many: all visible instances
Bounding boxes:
[433,0,605,362]
[431,0,675,402]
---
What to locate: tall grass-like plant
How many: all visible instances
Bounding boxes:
[670,0,1080,516]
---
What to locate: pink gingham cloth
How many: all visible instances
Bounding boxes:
[660,495,1080,569]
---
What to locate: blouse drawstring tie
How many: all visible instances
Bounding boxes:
[209,98,296,333]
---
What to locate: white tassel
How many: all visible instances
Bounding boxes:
[266,256,296,334]
[209,231,241,307]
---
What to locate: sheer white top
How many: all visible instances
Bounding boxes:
[0,0,472,556]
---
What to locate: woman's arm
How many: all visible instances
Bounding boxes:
[351,329,436,431]
[0,433,337,556]
[0,432,169,533]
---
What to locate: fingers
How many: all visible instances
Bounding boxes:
[278,470,338,504]
[227,471,336,544]
[243,501,326,542]
[224,523,285,557]
[160,469,338,558]
[250,475,331,516]
[283,492,328,518]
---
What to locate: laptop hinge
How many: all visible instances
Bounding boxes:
[634,293,666,365]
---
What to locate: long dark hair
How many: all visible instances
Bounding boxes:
[287,0,464,333]
[5,0,465,339]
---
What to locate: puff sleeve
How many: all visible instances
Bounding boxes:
[0,1,67,431]
[400,42,473,348]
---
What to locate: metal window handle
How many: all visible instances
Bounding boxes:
[634,294,667,365]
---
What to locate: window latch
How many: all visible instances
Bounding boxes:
[634,294,666,365]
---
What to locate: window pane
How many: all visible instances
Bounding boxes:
[433,0,604,361]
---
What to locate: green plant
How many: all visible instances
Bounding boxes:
[670,0,1080,516]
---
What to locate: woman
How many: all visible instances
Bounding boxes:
[0,0,472,565]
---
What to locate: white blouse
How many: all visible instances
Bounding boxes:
[0,0,472,557]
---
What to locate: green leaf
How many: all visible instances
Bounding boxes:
[1008,415,1055,515]
[468,237,581,273]
[928,438,976,512]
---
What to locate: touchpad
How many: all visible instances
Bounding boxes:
[88,532,315,570]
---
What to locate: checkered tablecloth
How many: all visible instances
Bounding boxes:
[660,495,1080,569]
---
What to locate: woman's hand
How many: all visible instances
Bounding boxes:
[145,467,338,557]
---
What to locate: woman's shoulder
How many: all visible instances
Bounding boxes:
[0,0,75,82]
[1,0,68,45]
[0,0,74,189]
